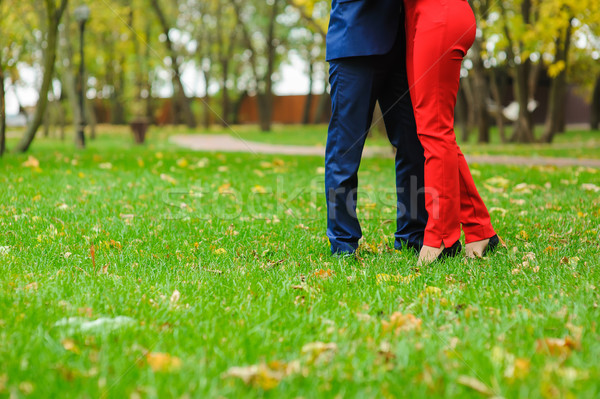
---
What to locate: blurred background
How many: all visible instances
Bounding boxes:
[1,0,599,154]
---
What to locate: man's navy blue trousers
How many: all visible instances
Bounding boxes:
[325,29,428,255]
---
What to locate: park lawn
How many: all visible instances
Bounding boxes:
[110,123,600,160]
[1,133,600,398]
[7,124,600,159]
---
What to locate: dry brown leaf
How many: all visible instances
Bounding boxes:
[301,342,338,364]
[223,361,299,390]
[146,352,182,372]
[457,375,494,396]
[170,289,181,305]
[22,156,40,168]
[25,282,39,291]
[313,269,333,279]
[536,336,580,356]
[381,312,422,334]
[159,173,177,185]
[355,313,372,321]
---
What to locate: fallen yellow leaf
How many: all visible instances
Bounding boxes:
[22,156,40,168]
[536,336,580,356]
[251,185,267,194]
[61,339,80,354]
[381,312,422,335]
[223,361,299,390]
[419,286,442,299]
[376,273,420,285]
[146,352,182,372]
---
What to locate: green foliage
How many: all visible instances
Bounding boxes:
[1,131,600,397]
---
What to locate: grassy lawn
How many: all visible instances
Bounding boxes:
[1,131,600,398]
[139,123,600,160]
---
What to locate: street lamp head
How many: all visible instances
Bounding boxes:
[73,4,90,23]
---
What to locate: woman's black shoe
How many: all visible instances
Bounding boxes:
[482,234,500,256]
[437,240,462,261]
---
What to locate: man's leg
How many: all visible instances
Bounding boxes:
[378,27,427,251]
[325,58,379,254]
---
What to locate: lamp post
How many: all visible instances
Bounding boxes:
[74,4,90,149]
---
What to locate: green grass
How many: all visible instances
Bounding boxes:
[1,131,600,398]
[131,123,600,159]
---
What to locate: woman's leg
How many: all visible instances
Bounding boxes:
[405,0,495,259]
[405,0,464,249]
[458,149,495,243]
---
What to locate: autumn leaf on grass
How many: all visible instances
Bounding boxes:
[491,346,531,380]
[251,185,267,194]
[536,336,581,357]
[457,375,495,396]
[223,361,299,390]
[218,183,232,194]
[381,312,422,335]
[301,342,338,364]
[377,341,396,365]
[313,269,334,279]
[25,282,39,291]
[485,176,510,188]
[61,339,81,354]
[160,173,177,185]
[176,158,189,168]
[506,358,531,380]
[169,289,181,305]
[581,183,600,193]
[22,156,40,168]
[146,352,182,373]
[419,286,447,305]
[376,273,420,285]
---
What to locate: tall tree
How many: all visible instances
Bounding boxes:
[14,0,68,152]
[592,75,600,130]
[150,0,196,128]
[231,0,285,132]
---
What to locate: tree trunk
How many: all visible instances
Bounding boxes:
[43,106,51,137]
[201,69,211,129]
[488,67,507,143]
[541,21,573,143]
[221,58,230,126]
[591,75,600,131]
[231,90,248,125]
[461,75,476,141]
[455,82,469,143]
[85,96,97,139]
[313,73,330,124]
[59,8,81,139]
[471,36,490,143]
[150,0,196,128]
[0,64,6,156]
[259,0,280,132]
[257,93,272,132]
[500,0,535,143]
[302,60,314,125]
[510,61,535,143]
[14,0,68,153]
